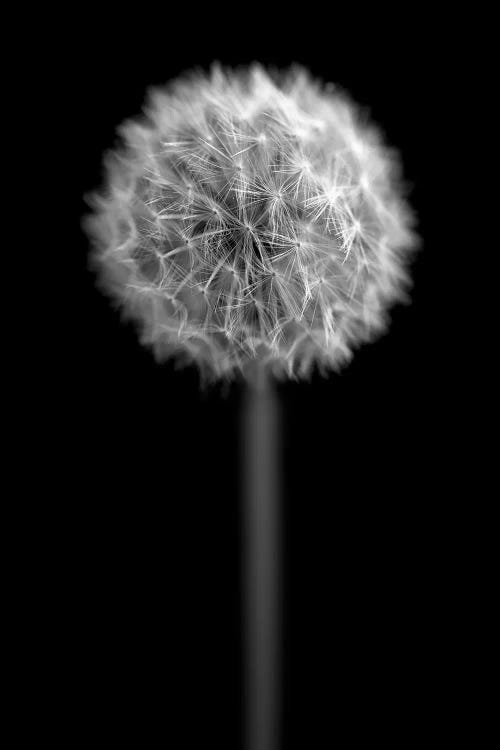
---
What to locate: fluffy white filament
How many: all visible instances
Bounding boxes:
[85,64,418,381]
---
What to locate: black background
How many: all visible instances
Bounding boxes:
[49,9,467,747]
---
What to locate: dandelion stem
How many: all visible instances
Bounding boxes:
[241,366,282,750]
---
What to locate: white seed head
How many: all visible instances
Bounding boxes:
[84,64,419,382]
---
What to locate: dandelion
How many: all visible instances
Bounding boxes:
[83,65,419,750]
[84,64,418,382]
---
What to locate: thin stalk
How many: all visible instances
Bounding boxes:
[241,367,282,750]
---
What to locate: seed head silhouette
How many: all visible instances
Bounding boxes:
[85,64,418,381]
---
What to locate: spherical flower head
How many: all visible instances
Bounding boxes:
[84,64,419,382]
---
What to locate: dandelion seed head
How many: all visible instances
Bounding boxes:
[84,64,419,382]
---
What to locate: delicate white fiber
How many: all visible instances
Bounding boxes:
[85,64,418,381]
